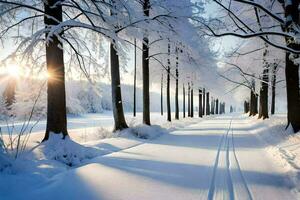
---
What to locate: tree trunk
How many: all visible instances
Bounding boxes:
[133,39,137,117]
[191,83,194,118]
[286,52,300,132]
[206,92,210,115]
[249,80,258,116]
[199,89,203,118]
[161,72,163,116]
[183,84,185,118]
[110,43,128,131]
[188,82,190,117]
[211,98,214,114]
[175,47,179,120]
[167,66,171,122]
[216,99,219,114]
[254,94,258,115]
[244,101,249,113]
[271,63,277,115]
[284,0,300,132]
[258,67,269,119]
[166,42,171,122]
[142,0,150,125]
[202,88,205,115]
[43,0,68,141]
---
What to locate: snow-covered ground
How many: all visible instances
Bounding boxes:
[0,113,299,199]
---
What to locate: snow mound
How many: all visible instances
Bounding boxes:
[0,138,12,173]
[0,152,11,173]
[130,124,168,139]
[39,133,100,167]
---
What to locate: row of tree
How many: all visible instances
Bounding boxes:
[0,0,219,142]
[211,0,300,132]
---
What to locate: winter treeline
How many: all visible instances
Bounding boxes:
[0,0,299,157]
[0,0,225,147]
[205,0,300,133]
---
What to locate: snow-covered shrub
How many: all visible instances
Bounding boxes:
[76,83,103,113]
[95,127,118,139]
[40,134,99,167]
[131,125,168,139]
[66,94,85,115]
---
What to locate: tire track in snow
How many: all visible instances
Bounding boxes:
[208,119,233,200]
[207,118,253,200]
[230,126,253,200]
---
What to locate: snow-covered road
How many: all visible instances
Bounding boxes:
[30,115,297,200]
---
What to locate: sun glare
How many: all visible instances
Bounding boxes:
[6,64,21,78]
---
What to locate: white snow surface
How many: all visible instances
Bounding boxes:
[0,113,299,200]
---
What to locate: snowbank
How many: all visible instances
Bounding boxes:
[245,114,300,196]
[130,124,168,139]
[38,133,101,167]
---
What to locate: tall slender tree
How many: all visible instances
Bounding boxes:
[188,82,190,117]
[43,0,68,141]
[175,46,179,120]
[199,89,203,118]
[183,84,186,118]
[109,1,128,131]
[166,42,171,122]
[190,82,194,117]
[249,79,258,116]
[133,39,137,117]
[110,43,128,131]
[206,92,210,115]
[202,88,206,116]
[212,98,216,114]
[142,0,151,125]
[271,63,278,115]
[161,72,164,116]
[258,67,269,119]
[216,99,219,114]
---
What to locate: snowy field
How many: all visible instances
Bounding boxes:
[0,112,300,200]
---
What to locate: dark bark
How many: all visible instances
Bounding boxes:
[249,80,258,116]
[167,66,171,122]
[244,101,249,113]
[43,0,68,141]
[188,82,190,117]
[206,92,210,115]
[142,0,150,125]
[286,52,300,132]
[161,73,163,116]
[283,0,300,132]
[271,64,277,115]
[191,83,194,118]
[220,102,223,114]
[202,88,205,115]
[254,94,258,115]
[133,39,137,117]
[183,84,185,118]
[110,43,128,131]
[198,89,203,118]
[216,99,219,114]
[211,98,215,114]
[175,47,179,120]
[166,42,171,122]
[258,66,269,119]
